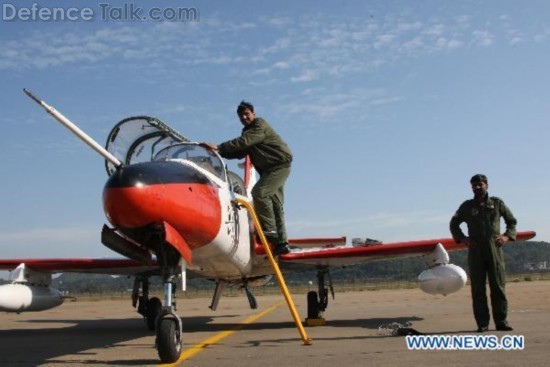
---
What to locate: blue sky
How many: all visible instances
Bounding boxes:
[1,0,549,268]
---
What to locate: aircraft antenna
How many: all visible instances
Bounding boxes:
[23,88,123,169]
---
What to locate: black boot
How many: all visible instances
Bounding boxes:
[496,323,513,331]
[273,242,290,256]
[263,231,279,245]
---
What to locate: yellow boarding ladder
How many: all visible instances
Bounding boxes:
[235,198,312,346]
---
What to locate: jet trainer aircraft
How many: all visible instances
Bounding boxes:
[0,90,536,363]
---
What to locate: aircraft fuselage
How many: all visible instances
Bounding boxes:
[102,158,265,280]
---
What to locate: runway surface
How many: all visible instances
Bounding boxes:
[1,280,549,366]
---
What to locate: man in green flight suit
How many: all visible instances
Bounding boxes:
[450,174,517,332]
[202,101,293,255]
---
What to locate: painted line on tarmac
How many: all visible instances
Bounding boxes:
[160,301,284,366]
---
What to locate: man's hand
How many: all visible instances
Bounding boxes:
[495,235,510,247]
[200,142,218,151]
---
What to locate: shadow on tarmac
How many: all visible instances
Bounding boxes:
[1,313,424,365]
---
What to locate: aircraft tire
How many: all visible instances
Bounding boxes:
[146,297,162,331]
[157,318,182,363]
[307,291,320,319]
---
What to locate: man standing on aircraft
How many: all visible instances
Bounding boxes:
[202,101,293,256]
[450,174,517,332]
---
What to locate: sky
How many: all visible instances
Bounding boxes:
[1,0,549,272]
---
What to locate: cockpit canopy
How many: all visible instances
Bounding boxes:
[105,116,191,175]
[154,143,225,180]
[105,115,245,191]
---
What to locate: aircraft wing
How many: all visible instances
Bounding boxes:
[288,237,346,249]
[0,258,159,275]
[0,231,536,273]
[279,230,536,268]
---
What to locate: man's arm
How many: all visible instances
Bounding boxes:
[500,199,517,241]
[200,142,247,160]
[218,123,265,155]
[450,203,468,244]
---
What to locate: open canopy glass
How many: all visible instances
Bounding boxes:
[104,116,189,176]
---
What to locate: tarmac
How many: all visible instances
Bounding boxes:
[1,280,549,366]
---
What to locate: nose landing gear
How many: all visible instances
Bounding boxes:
[154,245,184,363]
[156,279,183,363]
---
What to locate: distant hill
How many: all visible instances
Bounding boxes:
[325,240,550,282]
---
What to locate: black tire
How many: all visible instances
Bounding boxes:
[307,291,320,319]
[157,318,182,363]
[146,297,162,331]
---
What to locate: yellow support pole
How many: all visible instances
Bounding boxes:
[235,198,312,346]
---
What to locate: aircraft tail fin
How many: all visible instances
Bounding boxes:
[243,156,257,198]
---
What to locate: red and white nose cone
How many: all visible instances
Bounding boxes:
[104,183,165,228]
[103,162,168,227]
[102,161,222,248]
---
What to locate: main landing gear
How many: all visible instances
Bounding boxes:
[306,268,334,325]
[133,276,163,331]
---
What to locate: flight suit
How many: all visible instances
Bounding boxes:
[218,117,293,243]
[450,195,517,329]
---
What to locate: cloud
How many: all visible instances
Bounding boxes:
[0,27,136,70]
[252,60,290,76]
[423,24,446,37]
[283,87,402,120]
[374,34,396,49]
[533,28,550,43]
[1,9,546,87]
[472,30,494,47]
[369,96,404,106]
[290,69,317,82]
[435,37,463,50]
[268,17,292,28]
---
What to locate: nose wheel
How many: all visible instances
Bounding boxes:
[155,279,183,363]
[153,242,184,363]
[157,313,182,363]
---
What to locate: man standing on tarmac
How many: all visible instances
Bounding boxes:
[450,174,517,332]
[202,101,293,256]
